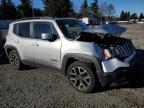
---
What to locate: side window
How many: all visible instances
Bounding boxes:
[18,23,30,38]
[32,22,53,39]
[13,24,18,35]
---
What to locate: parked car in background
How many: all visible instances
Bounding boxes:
[80,17,106,29]
[0,20,11,29]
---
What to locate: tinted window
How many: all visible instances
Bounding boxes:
[13,24,18,35]
[32,22,52,39]
[18,23,30,38]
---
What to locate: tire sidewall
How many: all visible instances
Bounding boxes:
[8,50,21,70]
[67,61,96,93]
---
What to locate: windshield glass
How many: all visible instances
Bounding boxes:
[56,19,88,39]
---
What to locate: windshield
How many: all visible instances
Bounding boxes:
[56,19,88,39]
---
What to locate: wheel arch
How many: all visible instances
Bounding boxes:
[61,54,93,75]
[5,45,20,58]
[61,53,109,87]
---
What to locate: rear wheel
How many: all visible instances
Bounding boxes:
[8,50,25,70]
[67,61,98,93]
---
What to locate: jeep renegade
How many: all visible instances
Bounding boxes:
[5,18,136,93]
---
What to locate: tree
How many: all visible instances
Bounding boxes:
[80,0,90,17]
[43,0,74,17]
[0,0,6,19]
[99,3,115,21]
[131,13,137,20]
[124,11,130,21]
[33,8,42,17]
[0,0,18,20]
[139,13,144,20]
[90,0,99,18]
[120,11,125,20]
[99,3,107,20]
[120,11,131,21]
[43,0,56,16]
[60,0,74,17]
[18,0,33,18]
[6,0,18,19]
[1,0,6,5]
[107,3,115,20]
[127,11,131,20]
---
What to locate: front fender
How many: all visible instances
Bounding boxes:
[61,53,109,87]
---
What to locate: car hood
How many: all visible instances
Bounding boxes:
[84,24,127,37]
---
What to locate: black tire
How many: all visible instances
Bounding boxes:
[67,61,98,93]
[8,50,25,70]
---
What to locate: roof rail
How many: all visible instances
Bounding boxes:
[15,16,53,21]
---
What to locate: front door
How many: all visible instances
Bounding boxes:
[31,21,61,69]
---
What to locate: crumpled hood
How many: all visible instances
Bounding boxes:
[84,24,127,37]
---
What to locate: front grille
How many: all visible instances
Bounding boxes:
[110,41,135,58]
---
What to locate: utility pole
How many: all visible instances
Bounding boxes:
[31,0,34,17]
[20,10,24,18]
[98,4,103,25]
[101,4,103,25]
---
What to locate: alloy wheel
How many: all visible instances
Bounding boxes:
[69,67,91,90]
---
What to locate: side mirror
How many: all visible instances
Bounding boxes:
[41,33,53,40]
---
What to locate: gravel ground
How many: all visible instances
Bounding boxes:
[0,24,144,108]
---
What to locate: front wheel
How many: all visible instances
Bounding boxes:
[67,61,98,93]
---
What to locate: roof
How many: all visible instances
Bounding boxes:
[12,17,77,24]
[15,17,53,21]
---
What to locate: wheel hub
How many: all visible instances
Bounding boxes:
[9,52,19,68]
[69,67,91,90]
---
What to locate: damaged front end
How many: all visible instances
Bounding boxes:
[77,24,135,60]
[76,24,136,86]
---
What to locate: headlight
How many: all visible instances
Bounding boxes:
[101,49,112,60]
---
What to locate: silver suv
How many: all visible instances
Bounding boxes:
[5,18,136,93]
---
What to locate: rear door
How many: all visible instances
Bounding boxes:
[14,22,33,61]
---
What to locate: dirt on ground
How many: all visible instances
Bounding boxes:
[0,24,144,108]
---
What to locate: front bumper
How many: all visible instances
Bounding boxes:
[100,51,136,87]
[102,51,136,73]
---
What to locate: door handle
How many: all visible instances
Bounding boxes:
[32,43,39,46]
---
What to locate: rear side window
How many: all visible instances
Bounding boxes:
[32,22,52,39]
[13,24,18,34]
[13,22,30,38]
[18,23,30,38]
